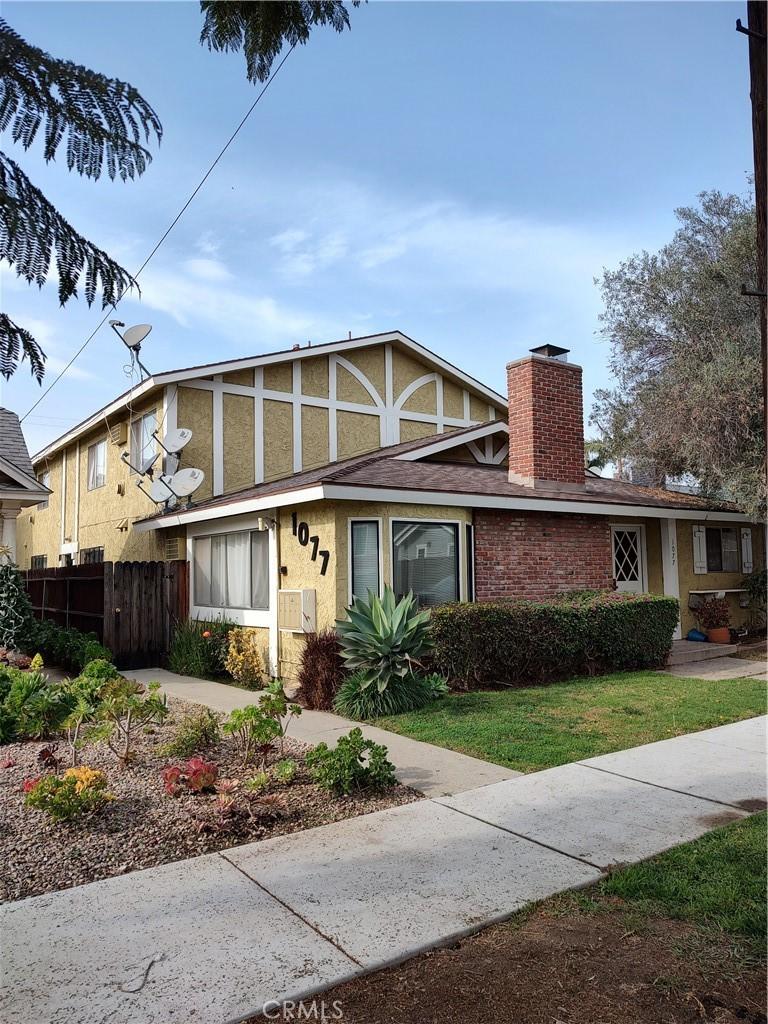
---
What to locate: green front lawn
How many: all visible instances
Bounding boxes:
[376,670,766,772]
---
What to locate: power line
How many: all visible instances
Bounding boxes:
[21,44,296,424]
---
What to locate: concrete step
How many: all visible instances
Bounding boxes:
[667,641,739,666]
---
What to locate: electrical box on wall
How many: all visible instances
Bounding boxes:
[278,589,317,633]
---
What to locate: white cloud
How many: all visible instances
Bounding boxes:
[20,317,95,381]
[182,257,232,282]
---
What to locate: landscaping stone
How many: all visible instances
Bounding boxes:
[438,762,748,868]
[125,668,520,797]
[224,799,601,968]
[0,853,356,1024]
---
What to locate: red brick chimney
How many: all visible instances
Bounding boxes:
[507,345,585,489]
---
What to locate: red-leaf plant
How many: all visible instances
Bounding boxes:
[162,757,218,796]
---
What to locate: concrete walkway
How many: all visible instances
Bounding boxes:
[663,655,766,681]
[2,715,765,1024]
[124,668,518,798]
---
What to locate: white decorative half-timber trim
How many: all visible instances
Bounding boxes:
[395,420,508,463]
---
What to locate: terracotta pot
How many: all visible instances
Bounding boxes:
[706,627,731,645]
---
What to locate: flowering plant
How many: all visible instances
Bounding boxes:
[696,597,730,630]
[24,766,112,819]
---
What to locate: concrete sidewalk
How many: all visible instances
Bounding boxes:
[124,668,518,798]
[662,655,766,681]
[2,715,765,1024]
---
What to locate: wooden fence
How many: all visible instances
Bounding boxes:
[23,560,189,669]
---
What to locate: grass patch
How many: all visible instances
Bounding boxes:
[375,670,766,772]
[601,812,767,943]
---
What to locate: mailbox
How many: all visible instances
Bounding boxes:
[278,589,317,633]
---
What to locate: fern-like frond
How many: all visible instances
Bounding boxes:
[0,152,136,306]
[0,313,45,381]
[200,1,359,83]
[0,17,162,181]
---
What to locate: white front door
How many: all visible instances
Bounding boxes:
[611,525,646,593]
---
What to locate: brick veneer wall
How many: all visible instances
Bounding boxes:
[474,509,614,601]
[507,356,585,486]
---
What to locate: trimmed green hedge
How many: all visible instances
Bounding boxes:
[430,592,680,689]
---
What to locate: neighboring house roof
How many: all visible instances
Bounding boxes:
[135,423,749,531]
[31,330,508,464]
[0,407,51,501]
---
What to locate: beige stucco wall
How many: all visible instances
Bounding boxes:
[16,395,166,567]
[223,393,254,493]
[677,519,763,635]
[177,386,213,502]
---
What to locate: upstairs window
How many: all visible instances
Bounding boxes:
[30,555,47,570]
[87,440,107,490]
[130,411,157,473]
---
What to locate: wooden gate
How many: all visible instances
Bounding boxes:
[104,561,189,668]
[23,560,188,669]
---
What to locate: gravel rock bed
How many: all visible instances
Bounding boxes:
[0,695,419,902]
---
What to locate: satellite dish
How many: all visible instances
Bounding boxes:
[157,427,193,455]
[166,467,204,498]
[149,475,177,503]
[138,452,158,476]
[122,324,152,351]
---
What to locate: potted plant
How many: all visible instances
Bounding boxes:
[696,596,731,644]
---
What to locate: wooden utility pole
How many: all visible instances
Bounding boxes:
[738,2,767,461]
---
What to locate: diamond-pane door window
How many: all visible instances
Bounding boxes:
[613,529,640,583]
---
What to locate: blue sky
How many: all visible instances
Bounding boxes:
[1,1,754,454]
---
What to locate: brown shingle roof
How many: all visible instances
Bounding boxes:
[138,424,741,523]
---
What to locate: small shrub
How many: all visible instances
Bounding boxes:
[306,727,397,795]
[420,672,449,698]
[3,671,72,740]
[162,756,219,795]
[295,630,344,710]
[334,670,438,719]
[168,617,233,679]
[430,594,681,689]
[18,618,113,673]
[95,679,169,764]
[272,758,297,785]
[696,597,730,630]
[0,562,33,649]
[24,766,113,820]
[160,708,220,758]
[222,705,281,766]
[29,653,44,671]
[80,658,120,681]
[225,628,265,689]
[336,586,432,694]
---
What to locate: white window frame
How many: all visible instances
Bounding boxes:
[347,517,384,605]
[610,523,648,593]
[389,517,466,604]
[186,513,277,629]
[129,410,157,474]
[86,439,107,491]
[698,525,742,574]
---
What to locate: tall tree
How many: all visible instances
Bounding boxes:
[200,1,359,82]
[0,18,161,380]
[590,190,764,518]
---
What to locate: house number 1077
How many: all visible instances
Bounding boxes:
[291,512,330,576]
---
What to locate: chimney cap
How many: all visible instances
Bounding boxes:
[529,344,570,361]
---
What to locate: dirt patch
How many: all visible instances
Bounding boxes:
[736,799,768,813]
[0,696,418,902]
[732,642,767,663]
[282,899,766,1024]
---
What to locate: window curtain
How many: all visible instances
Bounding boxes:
[226,532,250,607]
[193,536,212,605]
[392,522,458,607]
[351,521,380,600]
[251,531,269,609]
[87,442,105,489]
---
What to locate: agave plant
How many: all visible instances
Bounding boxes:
[336,586,432,693]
